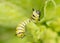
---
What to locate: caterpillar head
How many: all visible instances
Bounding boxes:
[32,9,41,22]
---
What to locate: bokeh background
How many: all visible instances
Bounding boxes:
[0,0,60,43]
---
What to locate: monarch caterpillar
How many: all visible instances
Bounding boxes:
[16,9,41,38]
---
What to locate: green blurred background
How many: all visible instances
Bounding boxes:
[0,0,60,43]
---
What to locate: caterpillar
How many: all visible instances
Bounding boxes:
[16,9,41,38]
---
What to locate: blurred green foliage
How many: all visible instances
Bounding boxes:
[0,0,60,43]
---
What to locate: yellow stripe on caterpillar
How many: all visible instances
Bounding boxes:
[16,30,25,34]
[16,27,24,30]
